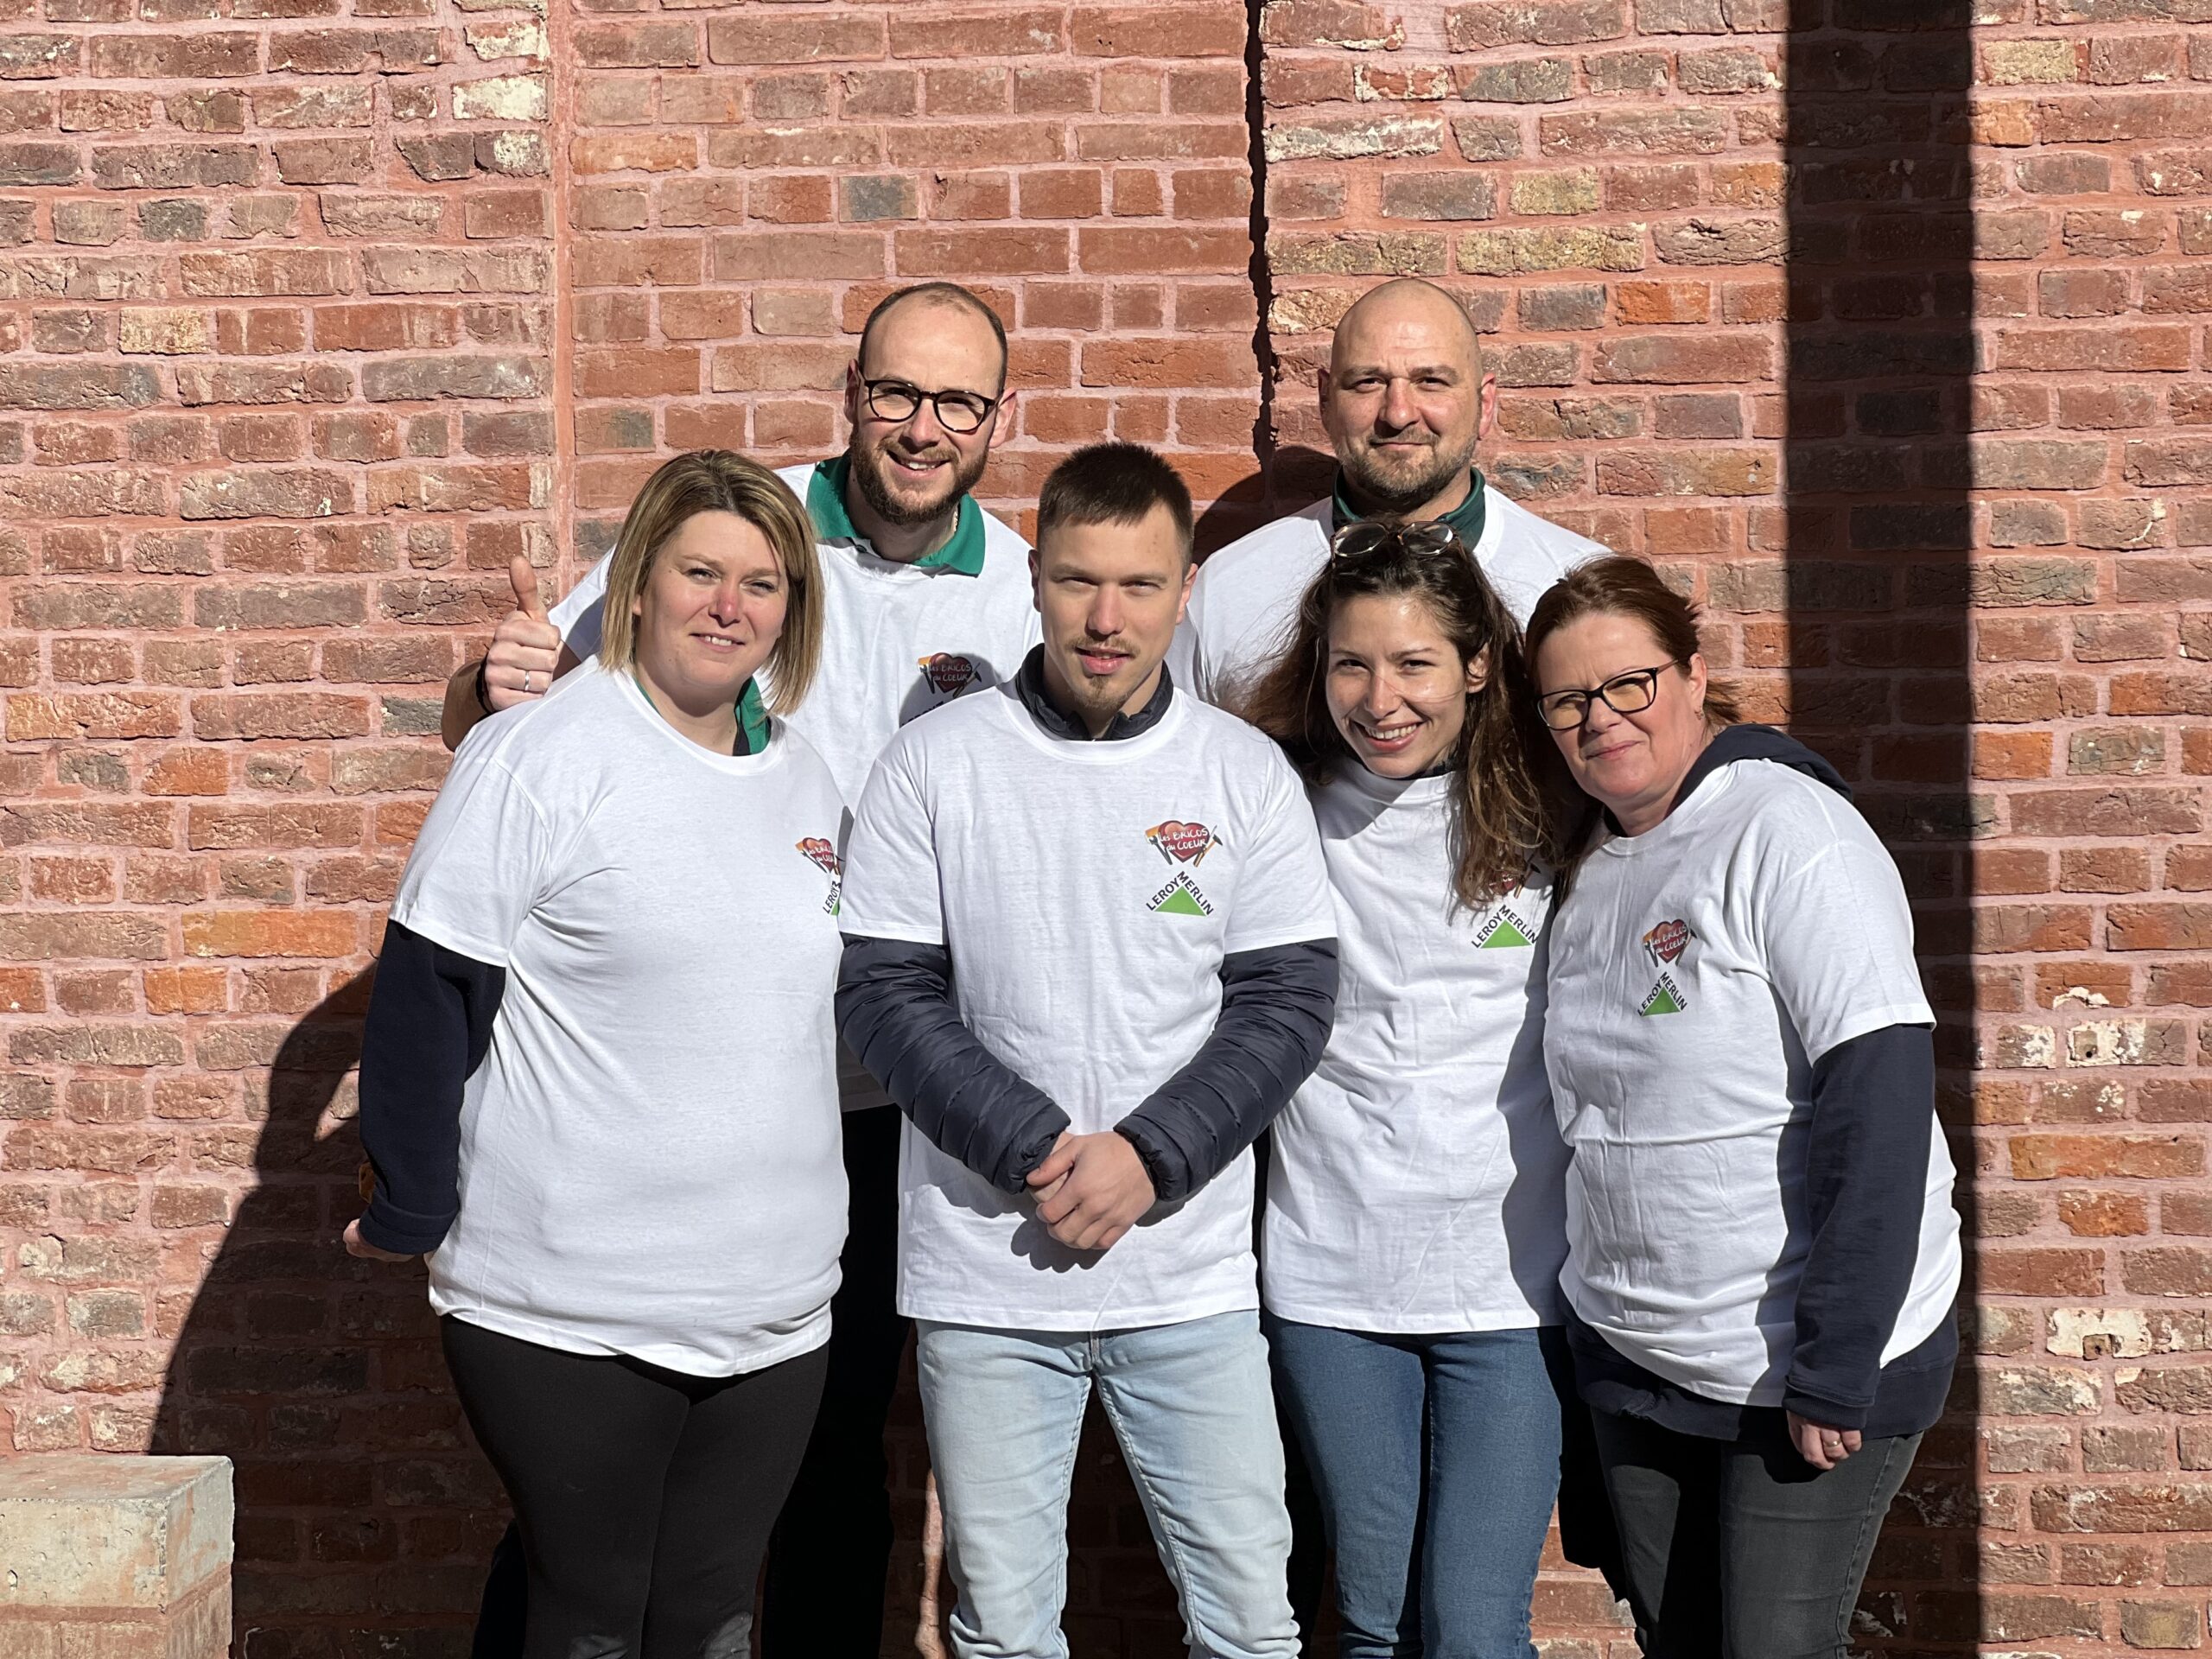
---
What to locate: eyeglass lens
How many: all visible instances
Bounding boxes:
[867,379,992,434]
[1540,670,1662,729]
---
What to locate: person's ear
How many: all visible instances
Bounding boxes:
[1174,556,1197,627]
[1683,651,1710,712]
[1463,646,1491,696]
[1028,548,1042,615]
[843,359,864,429]
[1476,371,1499,442]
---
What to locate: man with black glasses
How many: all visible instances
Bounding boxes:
[435,281,1037,1659]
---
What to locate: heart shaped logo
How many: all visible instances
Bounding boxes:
[1643,918,1690,964]
[1147,820,1217,865]
[919,653,976,695]
[796,836,840,876]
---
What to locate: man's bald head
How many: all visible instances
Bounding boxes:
[1329,278,1484,378]
[1319,278,1497,518]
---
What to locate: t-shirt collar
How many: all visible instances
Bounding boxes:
[1014,644,1174,742]
[1330,468,1488,548]
[807,454,987,576]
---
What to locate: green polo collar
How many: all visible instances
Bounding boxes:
[807,454,987,576]
[1331,468,1488,549]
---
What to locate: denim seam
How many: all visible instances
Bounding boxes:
[1821,1434,1909,1656]
[1094,1379,1214,1654]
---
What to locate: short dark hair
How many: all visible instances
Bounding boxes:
[1036,442,1195,562]
[857,283,1009,391]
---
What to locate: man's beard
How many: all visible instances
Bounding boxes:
[1341,431,1477,516]
[850,437,990,529]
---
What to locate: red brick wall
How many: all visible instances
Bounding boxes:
[4,0,2209,1653]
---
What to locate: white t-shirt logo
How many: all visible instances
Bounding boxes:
[1475,900,1539,950]
[797,836,844,916]
[1144,818,1221,918]
[1147,818,1220,865]
[1639,917,1692,1016]
[918,652,978,696]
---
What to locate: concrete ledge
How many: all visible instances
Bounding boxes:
[0,1457,231,1659]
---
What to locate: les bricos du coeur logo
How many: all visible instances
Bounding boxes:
[796,837,842,916]
[1639,918,1692,1017]
[1145,819,1220,917]
[918,653,977,696]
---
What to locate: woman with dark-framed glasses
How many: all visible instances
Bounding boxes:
[1527,556,1961,1659]
[1240,521,1581,1659]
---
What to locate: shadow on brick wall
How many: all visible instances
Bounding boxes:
[1785,1,1981,1649]
[152,978,492,1659]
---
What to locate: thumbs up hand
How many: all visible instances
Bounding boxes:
[483,554,563,712]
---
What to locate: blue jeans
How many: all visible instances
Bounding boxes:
[1267,1320,1567,1659]
[916,1310,1299,1659]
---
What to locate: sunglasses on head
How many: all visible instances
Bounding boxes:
[1330,520,1465,562]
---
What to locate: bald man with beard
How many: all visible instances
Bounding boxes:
[1171,278,1607,708]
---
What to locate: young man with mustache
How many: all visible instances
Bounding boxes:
[836,443,1338,1659]
[436,282,1036,1659]
[1172,277,1607,706]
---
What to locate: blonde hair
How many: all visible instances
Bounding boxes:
[597,451,822,715]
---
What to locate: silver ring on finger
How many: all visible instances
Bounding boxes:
[523,670,535,694]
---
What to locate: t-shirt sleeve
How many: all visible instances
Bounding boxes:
[838,745,945,947]
[1757,794,1934,1063]
[1222,749,1334,955]
[388,752,554,968]
[547,553,612,659]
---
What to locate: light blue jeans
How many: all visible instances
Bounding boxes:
[916,1310,1300,1659]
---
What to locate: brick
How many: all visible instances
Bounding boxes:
[1444,0,1626,48]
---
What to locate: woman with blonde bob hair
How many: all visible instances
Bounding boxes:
[346,450,853,1659]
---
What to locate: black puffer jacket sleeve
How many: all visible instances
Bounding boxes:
[1115,939,1338,1205]
[356,918,505,1255]
[836,934,1071,1195]
[1783,1021,1942,1430]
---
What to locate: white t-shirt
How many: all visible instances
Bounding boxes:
[1170,482,1606,707]
[1263,767,1566,1333]
[1543,759,1961,1407]
[550,459,1039,1113]
[392,663,850,1376]
[840,682,1336,1332]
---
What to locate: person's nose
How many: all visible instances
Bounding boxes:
[1085,589,1122,640]
[894,397,949,448]
[1377,377,1421,434]
[707,580,746,626]
[1580,691,1626,740]
[1361,671,1402,720]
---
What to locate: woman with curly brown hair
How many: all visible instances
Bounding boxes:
[1240,521,1575,1659]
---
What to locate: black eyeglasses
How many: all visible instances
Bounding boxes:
[861,377,999,435]
[1330,520,1464,561]
[1536,664,1681,731]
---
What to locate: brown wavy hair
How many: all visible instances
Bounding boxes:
[1237,537,1565,909]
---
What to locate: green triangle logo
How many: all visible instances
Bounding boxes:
[1153,884,1208,917]
[1639,981,1683,1017]
[1480,916,1533,949]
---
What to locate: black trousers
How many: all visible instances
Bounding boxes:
[759,1103,913,1657]
[1589,1404,1923,1659]
[443,1316,826,1659]
[469,1109,912,1659]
